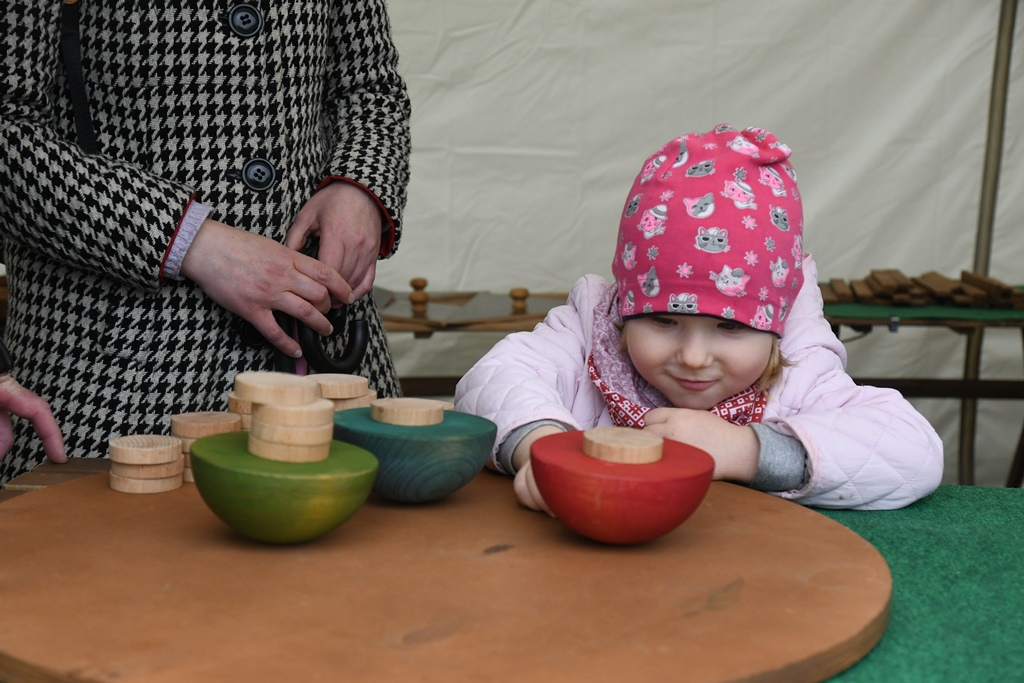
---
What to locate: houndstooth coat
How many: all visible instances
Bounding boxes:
[0,2,412,483]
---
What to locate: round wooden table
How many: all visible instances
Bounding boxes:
[0,471,890,682]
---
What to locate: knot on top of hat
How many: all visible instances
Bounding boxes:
[716,123,792,165]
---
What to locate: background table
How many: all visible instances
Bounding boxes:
[823,302,1024,486]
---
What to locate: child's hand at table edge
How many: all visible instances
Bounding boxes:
[643,407,759,483]
[511,425,564,516]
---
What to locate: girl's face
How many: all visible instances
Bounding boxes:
[623,315,774,410]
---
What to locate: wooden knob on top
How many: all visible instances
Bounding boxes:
[370,397,452,426]
[581,427,663,464]
[509,287,529,314]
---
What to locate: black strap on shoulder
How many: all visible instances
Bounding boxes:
[59,0,99,154]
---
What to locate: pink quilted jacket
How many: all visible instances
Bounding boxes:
[455,255,943,510]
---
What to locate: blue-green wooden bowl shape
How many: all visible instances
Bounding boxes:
[333,409,497,503]
[190,432,378,544]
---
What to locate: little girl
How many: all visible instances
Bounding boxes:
[455,123,943,512]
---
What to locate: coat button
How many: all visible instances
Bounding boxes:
[227,4,264,38]
[241,159,276,191]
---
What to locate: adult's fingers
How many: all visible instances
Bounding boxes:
[0,377,66,463]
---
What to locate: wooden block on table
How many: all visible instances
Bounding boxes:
[960,271,1016,300]
[849,279,877,303]
[819,283,839,304]
[914,271,962,299]
[828,279,855,303]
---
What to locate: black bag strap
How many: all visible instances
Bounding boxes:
[59,0,98,154]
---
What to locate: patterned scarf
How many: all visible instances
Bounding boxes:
[589,286,766,429]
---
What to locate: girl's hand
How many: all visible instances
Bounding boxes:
[643,407,760,483]
[513,459,554,516]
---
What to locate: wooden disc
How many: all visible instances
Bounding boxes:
[227,392,253,415]
[582,427,664,464]
[109,457,185,480]
[108,472,183,494]
[311,374,370,399]
[178,436,195,454]
[370,398,451,426]
[249,419,335,447]
[108,435,183,465]
[333,391,377,412]
[182,467,194,483]
[233,371,320,406]
[251,398,335,427]
[171,412,242,439]
[247,434,331,463]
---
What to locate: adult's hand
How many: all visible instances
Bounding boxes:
[0,374,66,464]
[285,181,382,302]
[180,220,354,359]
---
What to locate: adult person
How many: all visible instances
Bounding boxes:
[0,2,411,484]
[0,337,66,467]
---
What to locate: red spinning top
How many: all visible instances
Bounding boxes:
[530,427,714,545]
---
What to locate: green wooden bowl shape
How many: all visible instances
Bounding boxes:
[189,432,378,544]
[333,408,497,503]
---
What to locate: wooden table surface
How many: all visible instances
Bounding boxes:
[0,460,890,683]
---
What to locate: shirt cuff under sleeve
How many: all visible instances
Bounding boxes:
[496,420,571,475]
[163,200,213,281]
[748,422,809,493]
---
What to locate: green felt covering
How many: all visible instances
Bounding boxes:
[824,301,1024,322]
[819,486,1024,682]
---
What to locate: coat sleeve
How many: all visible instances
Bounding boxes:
[0,3,192,292]
[455,276,608,469]
[766,256,944,510]
[321,1,412,258]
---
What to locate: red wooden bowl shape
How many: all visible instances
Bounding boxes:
[530,429,715,545]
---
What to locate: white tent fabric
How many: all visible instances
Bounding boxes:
[379,0,1024,487]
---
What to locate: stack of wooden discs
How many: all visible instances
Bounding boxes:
[234,372,336,463]
[310,373,376,411]
[108,435,185,494]
[170,412,243,482]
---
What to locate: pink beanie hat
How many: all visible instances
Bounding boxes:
[611,123,805,337]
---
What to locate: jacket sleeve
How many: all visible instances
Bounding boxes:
[321,1,412,258]
[0,3,193,292]
[766,256,944,509]
[455,276,607,470]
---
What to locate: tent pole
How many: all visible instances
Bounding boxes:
[973,0,1018,275]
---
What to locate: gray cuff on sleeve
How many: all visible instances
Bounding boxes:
[748,423,809,492]
[496,420,571,475]
[164,200,212,281]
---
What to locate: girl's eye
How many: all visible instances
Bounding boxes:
[718,321,742,331]
[651,316,676,327]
